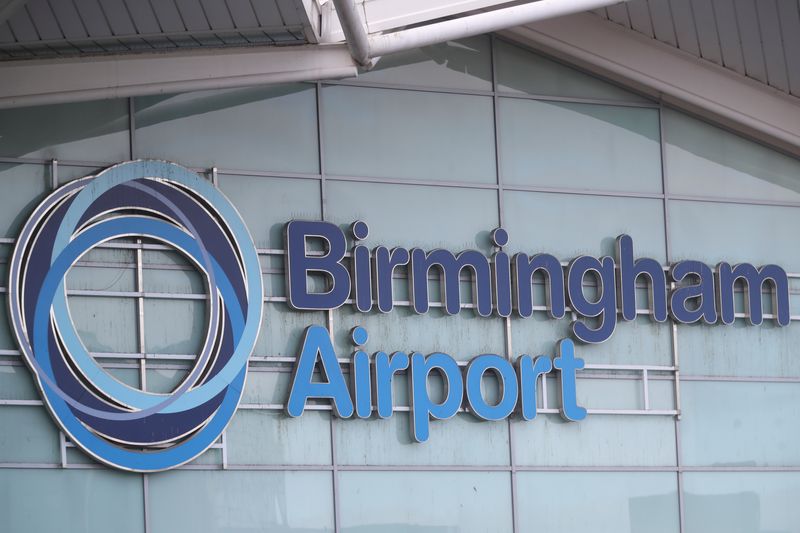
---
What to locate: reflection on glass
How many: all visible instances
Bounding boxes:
[149,470,334,532]
[339,471,512,532]
[668,200,800,271]
[684,472,800,533]
[517,472,679,532]
[0,164,48,237]
[495,39,651,102]
[135,85,318,173]
[664,109,800,202]
[498,98,662,192]
[0,469,145,533]
[322,86,496,183]
[360,36,492,91]
[0,99,130,161]
[503,190,666,260]
[336,413,510,466]
[681,381,800,467]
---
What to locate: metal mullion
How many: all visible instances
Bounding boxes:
[321,77,496,98]
[659,101,684,533]
[495,89,660,109]
[316,80,341,533]
[491,34,518,533]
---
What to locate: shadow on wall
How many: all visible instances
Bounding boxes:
[0,100,129,159]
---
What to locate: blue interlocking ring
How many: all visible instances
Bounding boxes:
[8,160,263,472]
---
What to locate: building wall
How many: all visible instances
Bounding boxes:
[1,35,800,532]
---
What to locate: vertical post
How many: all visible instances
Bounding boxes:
[491,35,519,533]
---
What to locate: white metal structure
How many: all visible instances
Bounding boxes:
[0,0,797,156]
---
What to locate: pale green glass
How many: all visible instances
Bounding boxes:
[0,364,37,400]
[226,410,332,465]
[513,414,677,466]
[336,413,510,466]
[0,406,59,462]
[148,470,334,532]
[144,299,205,355]
[683,472,800,533]
[334,305,506,362]
[0,164,48,237]
[68,296,138,353]
[498,98,662,192]
[135,85,318,173]
[681,380,800,466]
[0,469,145,533]
[358,36,492,91]
[664,109,800,202]
[66,265,135,292]
[669,200,800,271]
[503,190,667,261]
[218,174,321,249]
[338,471,513,532]
[255,303,326,357]
[517,472,679,533]
[495,39,652,102]
[512,313,673,366]
[679,320,800,378]
[326,180,499,253]
[0,99,130,161]
[322,86,496,183]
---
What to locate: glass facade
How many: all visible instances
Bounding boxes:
[1,35,799,532]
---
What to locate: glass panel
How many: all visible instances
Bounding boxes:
[513,414,676,466]
[338,471,513,532]
[326,181,499,253]
[512,313,673,366]
[68,296,138,353]
[336,413,510,466]
[499,98,662,192]
[145,365,190,393]
[242,370,292,406]
[255,304,326,357]
[503,190,667,261]
[148,470,334,532]
[134,85,318,173]
[226,410,332,465]
[217,174,321,249]
[517,472,679,533]
[679,320,800,378]
[334,305,506,362]
[144,299,205,355]
[0,99,130,161]
[495,39,651,103]
[322,86,496,183]
[0,364,37,400]
[0,164,49,237]
[358,36,492,91]
[0,295,15,351]
[668,200,800,271]
[0,469,144,533]
[0,406,59,462]
[681,380,800,466]
[664,109,800,202]
[683,472,800,533]
[67,265,135,292]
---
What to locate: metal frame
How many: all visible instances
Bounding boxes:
[0,34,799,533]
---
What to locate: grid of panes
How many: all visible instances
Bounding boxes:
[0,35,799,533]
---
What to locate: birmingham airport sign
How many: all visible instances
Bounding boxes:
[8,161,792,472]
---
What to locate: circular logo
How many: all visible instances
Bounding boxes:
[8,160,263,472]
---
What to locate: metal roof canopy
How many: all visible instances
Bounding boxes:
[0,0,798,156]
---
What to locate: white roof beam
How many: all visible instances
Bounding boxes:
[331,0,634,66]
[504,12,800,155]
[0,44,357,108]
